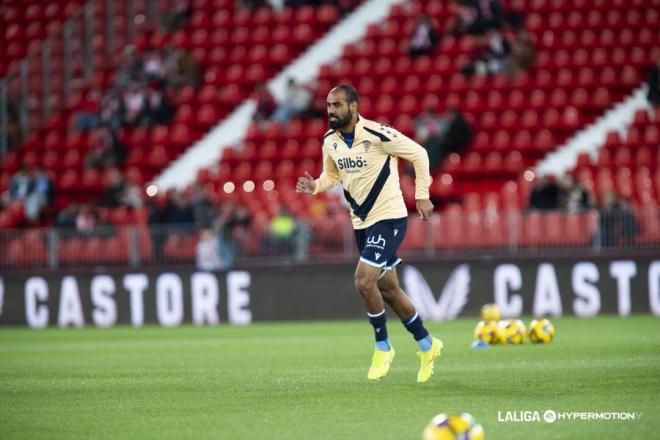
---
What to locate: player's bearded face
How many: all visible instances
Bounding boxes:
[328,104,352,130]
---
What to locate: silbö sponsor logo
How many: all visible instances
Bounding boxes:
[337,156,367,171]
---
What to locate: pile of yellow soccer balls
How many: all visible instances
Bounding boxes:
[473,304,556,347]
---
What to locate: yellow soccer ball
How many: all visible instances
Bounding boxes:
[497,319,526,345]
[528,319,555,344]
[480,304,501,322]
[474,320,499,345]
[423,413,484,440]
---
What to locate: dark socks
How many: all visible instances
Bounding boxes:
[368,310,391,351]
[402,312,433,351]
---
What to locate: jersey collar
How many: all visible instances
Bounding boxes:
[335,114,365,143]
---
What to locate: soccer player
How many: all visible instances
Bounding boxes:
[296,85,443,382]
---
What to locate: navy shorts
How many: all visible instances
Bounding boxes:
[354,217,407,272]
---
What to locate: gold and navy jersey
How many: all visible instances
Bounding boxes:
[312,115,432,230]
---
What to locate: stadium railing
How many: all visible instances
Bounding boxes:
[1,206,658,271]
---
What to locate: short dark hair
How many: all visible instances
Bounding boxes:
[333,84,359,104]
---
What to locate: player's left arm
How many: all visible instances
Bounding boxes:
[381,128,434,220]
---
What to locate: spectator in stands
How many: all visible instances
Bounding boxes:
[252,82,277,123]
[415,107,450,172]
[24,167,54,221]
[195,227,227,271]
[266,206,297,254]
[598,192,640,248]
[462,29,510,76]
[529,176,564,210]
[9,166,32,202]
[162,190,195,227]
[5,94,21,149]
[85,127,126,169]
[8,106,20,148]
[448,0,479,35]
[8,166,53,222]
[54,203,79,230]
[190,183,216,228]
[272,78,313,125]
[415,107,473,172]
[217,202,252,239]
[162,0,192,32]
[75,204,97,236]
[506,30,536,74]
[472,0,505,32]
[482,29,511,72]
[647,55,660,107]
[120,180,144,209]
[143,49,166,83]
[116,46,144,88]
[448,0,504,35]
[408,14,439,58]
[121,82,147,126]
[99,91,123,130]
[165,47,201,88]
[439,109,473,158]
[73,90,101,131]
[99,168,126,207]
[211,202,252,262]
[561,174,592,212]
[142,84,174,126]
[618,197,640,246]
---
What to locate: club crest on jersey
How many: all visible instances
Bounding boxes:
[363,140,371,153]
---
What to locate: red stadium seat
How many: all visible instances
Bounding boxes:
[643,126,659,146]
[148,145,170,168]
[197,104,219,126]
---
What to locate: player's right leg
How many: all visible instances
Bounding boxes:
[355,260,395,380]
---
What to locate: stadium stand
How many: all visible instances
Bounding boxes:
[0,0,658,268]
[570,107,660,244]
[0,0,354,228]
[191,0,658,251]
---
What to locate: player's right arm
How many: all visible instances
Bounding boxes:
[296,143,340,195]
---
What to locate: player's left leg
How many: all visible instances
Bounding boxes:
[378,268,444,383]
[377,267,415,319]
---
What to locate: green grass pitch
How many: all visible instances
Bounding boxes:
[1,316,659,439]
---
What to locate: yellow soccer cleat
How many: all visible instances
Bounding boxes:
[367,347,395,380]
[417,338,444,383]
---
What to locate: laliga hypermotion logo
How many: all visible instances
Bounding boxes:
[402,264,470,321]
[498,409,642,423]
